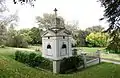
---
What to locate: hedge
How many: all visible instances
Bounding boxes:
[60,55,84,73]
[15,51,52,71]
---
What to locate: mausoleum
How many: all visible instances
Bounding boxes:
[42,8,73,60]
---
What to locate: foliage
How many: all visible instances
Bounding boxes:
[86,25,104,33]
[29,27,42,44]
[106,29,120,53]
[0,0,18,46]
[99,0,120,33]
[0,45,5,48]
[6,26,42,47]
[36,13,78,34]
[0,25,7,45]
[60,55,83,73]
[6,27,28,48]
[15,51,52,70]
[36,13,65,29]
[39,58,53,71]
[35,48,41,52]
[13,0,36,7]
[99,0,120,53]
[74,30,89,47]
[19,29,33,44]
[86,32,108,47]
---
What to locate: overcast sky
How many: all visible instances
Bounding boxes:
[6,0,109,30]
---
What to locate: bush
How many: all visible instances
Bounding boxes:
[35,48,40,52]
[0,45,5,48]
[40,58,53,71]
[6,33,28,48]
[28,53,37,67]
[15,51,52,70]
[15,50,29,63]
[72,49,77,55]
[86,32,108,47]
[60,55,83,73]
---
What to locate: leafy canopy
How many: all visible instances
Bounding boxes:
[86,32,108,47]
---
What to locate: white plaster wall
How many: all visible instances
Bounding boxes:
[42,35,73,60]
[42,37,55,59]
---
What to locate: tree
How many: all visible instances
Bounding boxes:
[74,30,89,47]
[36,13,79,46]
[99,0,120,33]
[13,0,36,7]
[0,0,18,46]
[6,25,28,48]
[19,29,32,44]
[106,28,120,53]
[85,25,104,33]
[86,32,108,47]
[29,27,42,45]
[36,13,65,30]
[36,13,78,36]
[0,25,7,45]
[99,0,120,52]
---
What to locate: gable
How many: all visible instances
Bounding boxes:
[42,30,55,37]
[42,28,71,37]
[56,29,69,36]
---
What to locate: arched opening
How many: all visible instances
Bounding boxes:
[63,36,65,39]
[61,43,67,56]
[46,44,52,56]
[62,44,66,48]
[47,44,51,49]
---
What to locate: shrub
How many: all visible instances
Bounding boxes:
[72,48,77,55]
[86,32,108,47]
[15,51,29,63]
[35,48,40,52]
[60,55,83,73]
[34,55,43,66]
[15,51,52,70]
[28,53,37,67]
[0,45,5,48]
[15,50,21,60]
[39,58,53,71]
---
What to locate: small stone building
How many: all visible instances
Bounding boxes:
[42,8,73,60]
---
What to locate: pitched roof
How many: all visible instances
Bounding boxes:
[41,27,72,37]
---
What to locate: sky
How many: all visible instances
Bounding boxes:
[6,0,109,30]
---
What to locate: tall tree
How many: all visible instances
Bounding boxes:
[29,27,42,44]
[74,30,89,47]
[86,32,108,47]
[36,13,78,34]
[99,0,120,52]
[0,0,18,45]
[7,26,28,48]
[36,13,65,30]
[85,25,104,33]
[99,0,120,34]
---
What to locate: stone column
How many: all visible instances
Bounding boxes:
[96,50,101,63]
[53,60,61,73]
[82,53,87,68]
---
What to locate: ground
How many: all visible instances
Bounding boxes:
[0,47,120,78]
[78,47,120,61]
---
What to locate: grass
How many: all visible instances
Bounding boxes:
[0,47,120,78]
[78,47,105,52]
[28,45,41,51]
[78,47,120,61]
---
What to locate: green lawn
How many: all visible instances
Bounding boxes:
[0,47,120,78]
[28,45,41,51]
[78,47,120,61]
[79,47,105,52]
